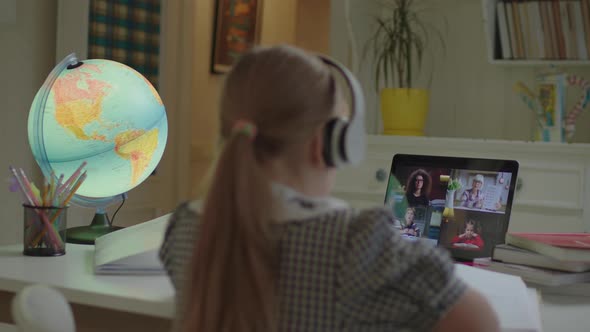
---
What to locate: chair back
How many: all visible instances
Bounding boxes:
[11,284,75,332]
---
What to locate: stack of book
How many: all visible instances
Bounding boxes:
[475,232,590,296]
[495,0,590,60]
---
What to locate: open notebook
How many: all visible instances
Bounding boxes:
[94,213,172,275]
[456,264,542,332]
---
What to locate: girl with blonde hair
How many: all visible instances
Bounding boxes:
[160,45,499,332]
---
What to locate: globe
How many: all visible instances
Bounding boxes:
[28,53,168,244]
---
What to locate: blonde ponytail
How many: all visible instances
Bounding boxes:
[182,45,338,331]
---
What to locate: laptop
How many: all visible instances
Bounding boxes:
[384,154,519,261]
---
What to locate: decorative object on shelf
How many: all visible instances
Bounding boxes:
[211,0,262,74]
[564,75,590,141]
[513,81,550,141]
[364,0,445,136]
[515,73,590,142]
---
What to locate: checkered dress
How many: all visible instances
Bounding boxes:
[159,186,466,331]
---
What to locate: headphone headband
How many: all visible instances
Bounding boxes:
[316,55,366,167]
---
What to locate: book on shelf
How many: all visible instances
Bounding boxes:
[455,264,542,332]
[483,0,590,61]
[511,0,524,58]
[559,0,574,59]
[540,1,553,58]
[572,0,589,59]
[493,244,590,272]
[475,257,590,286]
[94,212,172,275]
[505,232,590,262]
[553,0,566,59]
[583,0,590,58]
[497,1,512,59]
[506,1,519,58]
[520,0,533,58]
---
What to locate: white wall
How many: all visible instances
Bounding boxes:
[331,0,382,134]
[0,0,57,244]
[332,0,590,143]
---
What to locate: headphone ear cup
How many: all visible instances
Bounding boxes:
[323,118,349,168]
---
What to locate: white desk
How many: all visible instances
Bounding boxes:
[541,294,590,332]
[0,244,174,332]
[1,244,590,332]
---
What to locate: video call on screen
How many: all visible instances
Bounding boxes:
[385,166,514,260]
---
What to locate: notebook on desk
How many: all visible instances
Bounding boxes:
[456,264,542,332]
[94,212,171,275]
[384,154,519,261]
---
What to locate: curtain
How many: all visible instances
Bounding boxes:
[88,0,161,89]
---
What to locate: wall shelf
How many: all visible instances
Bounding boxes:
[490,59,590,66]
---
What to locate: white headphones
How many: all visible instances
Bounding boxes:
[317,55,367,168]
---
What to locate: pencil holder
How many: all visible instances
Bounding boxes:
[23,204,67,256]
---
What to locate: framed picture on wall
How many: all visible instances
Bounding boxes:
[211,0,263,74]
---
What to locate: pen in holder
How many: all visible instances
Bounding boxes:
[9,162,86,256]
[23,204,68,256]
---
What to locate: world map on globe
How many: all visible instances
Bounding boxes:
[28,57,168,199]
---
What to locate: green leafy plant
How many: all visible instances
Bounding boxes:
[447,178,462,191]
[364,0,446,91]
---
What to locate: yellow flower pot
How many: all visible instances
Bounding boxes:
[380,88,430,136]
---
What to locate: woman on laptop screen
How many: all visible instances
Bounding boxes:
[405,168,432,207]
[158,45,499,332]
[461,174,486,209]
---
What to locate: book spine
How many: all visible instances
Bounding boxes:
[567,1,580,59]
[553,0,567,58]
[507,1,520,58]
[498,1,514,58]
[513,0,525,58]
[532,1,546,58]
[560,0,573,58]
[572,0,589,59]
[546,0,559,58]
[582,0,590,58]
[520,0,532,58]
[526,1,539,58]
[540,1,553,58]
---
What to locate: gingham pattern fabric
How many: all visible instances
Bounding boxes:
[159,190,466,331]
[88,0,160,88]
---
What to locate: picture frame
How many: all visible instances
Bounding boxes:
[211,0,263,74]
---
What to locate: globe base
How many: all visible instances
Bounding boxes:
[66,212,123,245]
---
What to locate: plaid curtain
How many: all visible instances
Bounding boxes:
[88,0,161,89]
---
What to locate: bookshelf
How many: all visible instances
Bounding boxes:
[482,0,590,65]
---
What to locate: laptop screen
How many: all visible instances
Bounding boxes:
[384,154,519,261]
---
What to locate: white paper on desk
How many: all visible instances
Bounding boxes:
[455,264,542,332]
[94,213,172,275]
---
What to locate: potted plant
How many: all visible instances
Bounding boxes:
[364,0,445,136]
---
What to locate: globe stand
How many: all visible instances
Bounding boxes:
[66,211,123,245]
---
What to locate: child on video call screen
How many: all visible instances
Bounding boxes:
[385,166,514,260]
